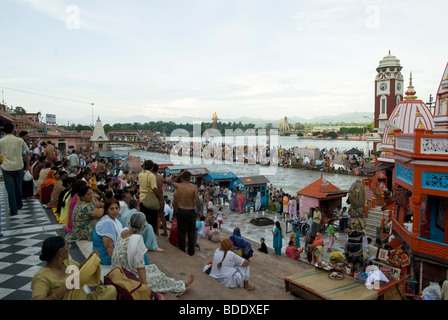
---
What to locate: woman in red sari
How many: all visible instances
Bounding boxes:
[239,190,246,214]
[35,169,57,204]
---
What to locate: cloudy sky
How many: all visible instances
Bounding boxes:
[0,0,447,125]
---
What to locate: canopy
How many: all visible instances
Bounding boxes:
[345,148,364,156]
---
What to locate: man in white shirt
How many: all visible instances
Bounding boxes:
[164,199,173,222]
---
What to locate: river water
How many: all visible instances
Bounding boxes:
[113,137,368,197]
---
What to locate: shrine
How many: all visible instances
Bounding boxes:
[373,64,448,297]
[296,177,347,222]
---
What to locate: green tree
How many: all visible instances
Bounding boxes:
[12,106,27,115]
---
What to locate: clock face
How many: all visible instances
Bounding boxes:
[380,83,387,91]
[397,82,402,91]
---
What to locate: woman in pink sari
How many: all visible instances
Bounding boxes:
[288,196,297,219]
[64,180,87,233]
[235,191,242,214]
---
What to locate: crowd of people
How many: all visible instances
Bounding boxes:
[2,124,445,300]
[0,123,362,299]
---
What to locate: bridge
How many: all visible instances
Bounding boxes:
[107,130,163,149]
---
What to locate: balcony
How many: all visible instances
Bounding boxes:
[393,129,448,160]
[393,219,448,264]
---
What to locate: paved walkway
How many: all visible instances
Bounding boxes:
[0,183,349,300]
[0,182,86,300]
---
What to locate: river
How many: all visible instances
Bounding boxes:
[112,136,367,197]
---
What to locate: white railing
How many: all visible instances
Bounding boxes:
[395,136,415,152]
[420,137,448,155]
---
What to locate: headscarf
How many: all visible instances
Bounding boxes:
[126,213,148,272]
[230,228,253,259]
[41,170,56,187]
[127,233,147,271]
[313,233,325,248]
[95,214,123,245]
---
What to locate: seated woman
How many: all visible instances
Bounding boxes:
[63,180,87,232]
[196,216,211,239]
[65,186,104,243]
[54,177,74,222]
[49,170,68,208]
[312,233,325,267]
[31,236,116,300]
[111,212,194,297]
[229,227,253,260]
[34,160,53,191]
[209,238,255,291]
[285,240,304,260]
[80,168,105,201]
[119,199,164,252]
[33,168,56,204]
[92,198,123,265]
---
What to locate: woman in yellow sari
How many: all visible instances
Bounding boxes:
[31,236,116,300]
[59,180,86,230]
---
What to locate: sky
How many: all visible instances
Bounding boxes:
[0,0,447,125]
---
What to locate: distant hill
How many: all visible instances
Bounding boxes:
[58,112,373,127]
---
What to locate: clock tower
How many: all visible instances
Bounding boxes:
[374,51,404,134]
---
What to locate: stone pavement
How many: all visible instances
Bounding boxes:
[0,183,349,300]
[0,182,86,300]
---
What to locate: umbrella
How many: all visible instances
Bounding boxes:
[345,148,364,156]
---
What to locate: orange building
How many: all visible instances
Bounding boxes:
[377,64,448,294]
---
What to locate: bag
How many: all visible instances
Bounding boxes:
[142,191,160,211]
[202,264,212,275]
[104,266,155,300]
[169,218,179,247]
[23,170,33,181]
[142,173,160,211]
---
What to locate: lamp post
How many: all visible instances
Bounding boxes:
[363,115,373,157]
[91,103,94,128]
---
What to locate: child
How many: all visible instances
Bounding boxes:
[258,238,268,254]
[216,207,223,228]
[209,223,220,243]
[208,197,214,213]
[327,219,337,253]
[206,209,215,229]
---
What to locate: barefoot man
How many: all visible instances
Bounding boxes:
[171,170,201,256]
[152,163,168,237]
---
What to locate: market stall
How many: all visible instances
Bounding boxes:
[231,175,270,211]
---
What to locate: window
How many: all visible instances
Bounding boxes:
[397,95,401,105]
[381,97,386,114]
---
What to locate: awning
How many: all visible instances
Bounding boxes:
[364,162,394,174]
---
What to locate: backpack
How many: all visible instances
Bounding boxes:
[169,218,179,247]
[104,266,164,300]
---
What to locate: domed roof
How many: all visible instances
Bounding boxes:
[379,77,434,162]
[377,51,402,73]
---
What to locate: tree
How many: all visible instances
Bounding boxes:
[12,106,26,115]
[294,122,305,131]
